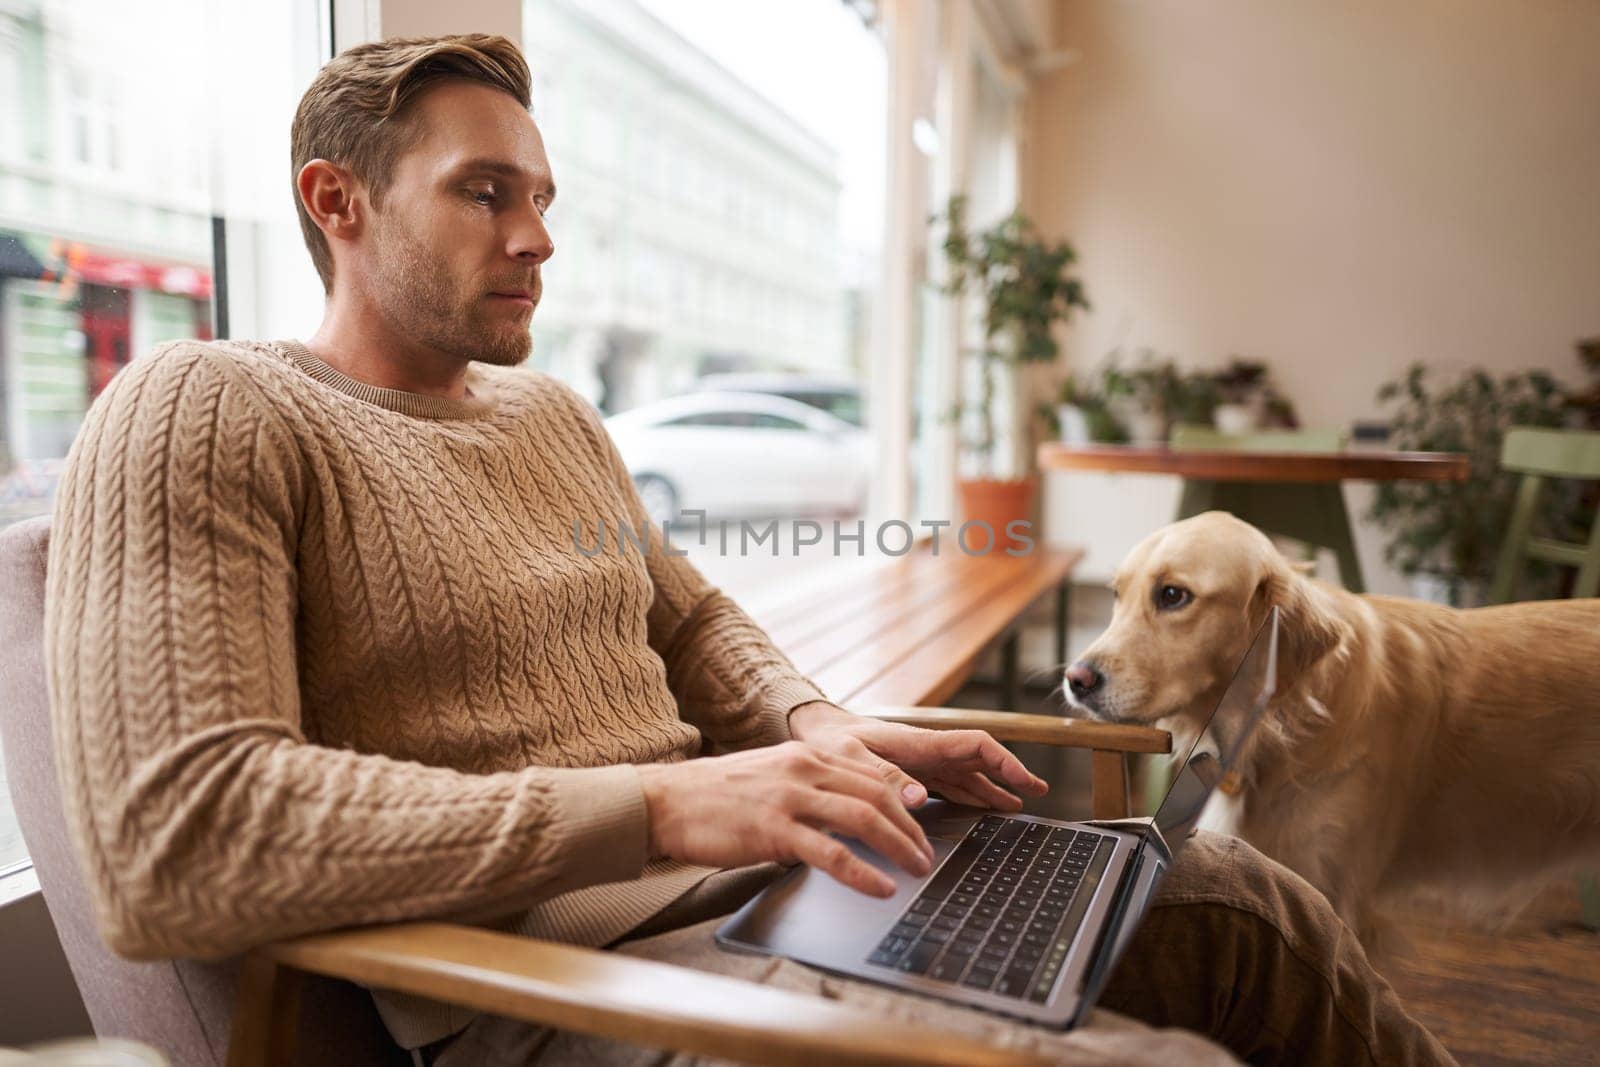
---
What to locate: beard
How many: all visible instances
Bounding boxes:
[369,217,536,368]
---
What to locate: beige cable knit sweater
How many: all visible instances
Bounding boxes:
[45,338,827,1045]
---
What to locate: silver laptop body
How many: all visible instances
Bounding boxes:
[716,607,1280,1029]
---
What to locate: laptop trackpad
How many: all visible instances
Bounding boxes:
[716,801,979,962]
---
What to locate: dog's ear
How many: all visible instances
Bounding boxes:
[1252,564,1349,681]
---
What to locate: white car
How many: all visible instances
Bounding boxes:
[604,391,872,524]
[692,373,863,427]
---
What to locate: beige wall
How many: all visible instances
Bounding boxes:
[1026,0,1600,594]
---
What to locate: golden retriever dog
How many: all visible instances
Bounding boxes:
[1064,510,1600,956]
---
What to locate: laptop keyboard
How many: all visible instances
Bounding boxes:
[866,815,1113,1003]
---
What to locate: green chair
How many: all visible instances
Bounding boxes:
[1490,428,1600,602]
[1486,427,1600,930]
[1167,424,1363,592]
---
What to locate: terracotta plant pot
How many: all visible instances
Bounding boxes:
[956,477,1037,554]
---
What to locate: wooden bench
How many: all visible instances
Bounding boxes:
[756,543,1083,711]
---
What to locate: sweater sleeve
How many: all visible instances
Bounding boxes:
[564,389,829,753]
[45,344,649,961]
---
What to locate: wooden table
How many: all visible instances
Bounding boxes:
[1036,443,1471,592]
[755,544,1083,711]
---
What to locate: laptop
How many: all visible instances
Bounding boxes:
[715,606,1280,1029]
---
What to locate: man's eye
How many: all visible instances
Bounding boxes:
[1154,584,1192,611]
[469,188,497,206]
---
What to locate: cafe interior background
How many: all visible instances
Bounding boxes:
[1,1,1596,1061]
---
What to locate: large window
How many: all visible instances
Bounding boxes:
[0,0,890,876]
[521,0,886,601]
[0,0,326,876]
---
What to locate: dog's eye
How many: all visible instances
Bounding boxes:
[1154,584,1192,611]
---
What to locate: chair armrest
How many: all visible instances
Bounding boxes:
[257,922,1053,1067]
[853,706,1171,754]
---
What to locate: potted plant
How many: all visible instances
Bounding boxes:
[1051,375,1093,446]
[1211,358,1268,434]
[1260,383,1302,430]
[1366,363,1581,606]
[1043,374,1125,445]
[1100,348,1180,445]
[1170,367,1221,430]
[932,194,1090,547]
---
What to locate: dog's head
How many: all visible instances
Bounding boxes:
[1064,511,1349,732]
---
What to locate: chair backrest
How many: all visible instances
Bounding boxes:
[0,517,396,1067]
[1170,423,1348,453]
[1490,428,1600,604]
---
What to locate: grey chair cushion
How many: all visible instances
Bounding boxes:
[0,517,397,1067]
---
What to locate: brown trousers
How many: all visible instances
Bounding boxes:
[431,832,1455,1066]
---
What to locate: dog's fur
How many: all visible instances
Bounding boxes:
[1067,511,1600,955]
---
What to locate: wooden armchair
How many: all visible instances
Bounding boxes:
[231,707,1169,1067]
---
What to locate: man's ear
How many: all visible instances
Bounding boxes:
[297,159,364,242]
[1251,564,1349,682]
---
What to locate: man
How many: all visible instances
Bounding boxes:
[45,34,1452,1066]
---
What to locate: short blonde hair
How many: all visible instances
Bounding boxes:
[290,34,532,292]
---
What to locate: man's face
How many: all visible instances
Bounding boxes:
[358,79,556,367]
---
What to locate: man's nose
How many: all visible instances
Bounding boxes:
[1065,661,1103,698]
[508,203,554,264]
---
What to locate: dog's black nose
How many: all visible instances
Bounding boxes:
[1066,661,1103,698]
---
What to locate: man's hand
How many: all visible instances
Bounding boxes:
[635,742,936,898]
[788,701,1049,812]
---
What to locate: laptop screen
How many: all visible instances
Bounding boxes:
[1147,606,1280,855]
[1075,608,1281,1010]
